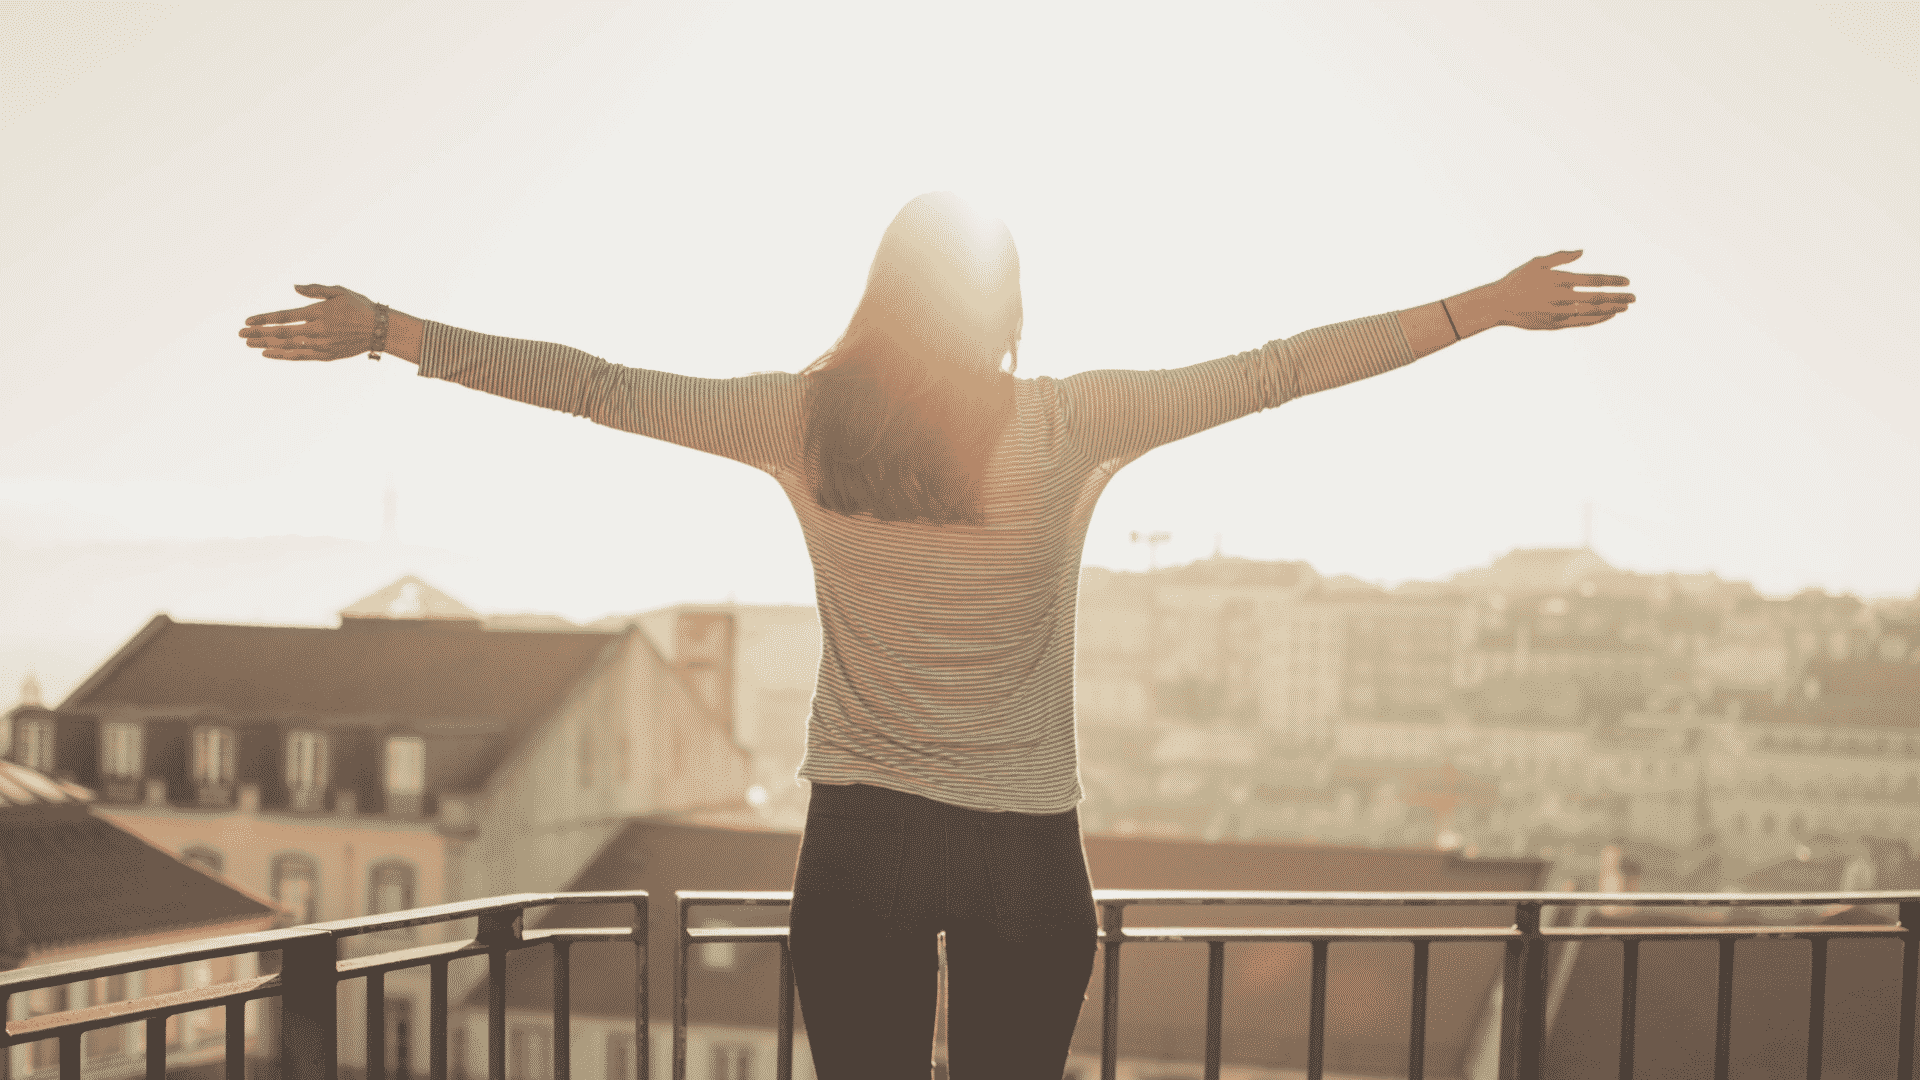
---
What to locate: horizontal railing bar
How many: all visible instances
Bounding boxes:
[5,973,281,1043]
[521,927,637,945]
[674,920,1911,947]
[0,928,329,995]
[310,890,649,937]
[337,938,491,979]
[677,891,794,907]
[1090,890,1920,907]
[3,891,652,997]
[674,888,1920,909]
[1112,927,1524,943]
[1544,925,1906,942]
[684,927,791,944]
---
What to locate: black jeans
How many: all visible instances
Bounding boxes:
[788,782,1099,1080]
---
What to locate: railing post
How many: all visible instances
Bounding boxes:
[477,910,521,1080]
[1899,901,1919,1080]
[673,899,689,1080]
[1099,900,1125,1080]
[631,897,649,1080]
[429,960,449,1080]
[280,933,339,1080]
[1514,901,1548,1080]
[367,970,387,1080]
[1204,940,1224,1080]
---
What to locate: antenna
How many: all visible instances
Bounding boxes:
[1130,531,1172,572]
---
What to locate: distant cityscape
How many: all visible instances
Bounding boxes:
[7,548,1920,1080]
[11,544,1917,900]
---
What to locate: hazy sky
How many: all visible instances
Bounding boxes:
[4,1,1917,637]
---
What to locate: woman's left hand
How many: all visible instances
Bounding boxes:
[239,284,381,360]
[1486,251,1635,331]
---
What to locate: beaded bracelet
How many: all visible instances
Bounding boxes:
[369,303,390,361]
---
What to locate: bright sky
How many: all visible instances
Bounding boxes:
[4,0,1917,633]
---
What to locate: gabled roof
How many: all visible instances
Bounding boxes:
[340,575,480,623]
[60,614,620,725]
[0,771,275,962]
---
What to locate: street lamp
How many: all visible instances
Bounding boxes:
[1130,531,1171,572]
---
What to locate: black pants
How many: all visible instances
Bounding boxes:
[788,782,1099,1080]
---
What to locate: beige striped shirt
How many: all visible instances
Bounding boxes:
[418,313,1417,813]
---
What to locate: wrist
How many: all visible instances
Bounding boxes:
[383,311,425,365]
[1446,283,1507,338]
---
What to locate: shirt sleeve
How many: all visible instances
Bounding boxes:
[415,321,805,475]
[1058,311,1417,468]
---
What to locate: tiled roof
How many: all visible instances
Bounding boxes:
[0,759,92,808]
[471,815,1540,1077]
[61,614,620,724]
[0,784,275,957]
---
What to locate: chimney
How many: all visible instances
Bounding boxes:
[674,611,736,733]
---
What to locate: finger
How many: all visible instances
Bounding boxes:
[240,325,346,342]
[259,346,344,361]
[245,300,329,326]
[1533,249,1584,268]
[247,331,347,352]
[1559,273,1630,287]
[1550,312,1619,329]
[294,284,350,299]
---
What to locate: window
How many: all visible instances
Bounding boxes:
[386,735,426,795]
[388,996,415,1080]
[102,722,143,778]
[191,726,236,785]
[29,983,69,1071]
[271,853,321,923]
[508,1025,550,1080]
[181,845,224,876]
[605,1033,635,1080]
[18,718,55,773]
[368,860,417,915]
[286,730,329,809]
[708,1044,752,1080]
[86,975,132,1060]
[698,918,737,971]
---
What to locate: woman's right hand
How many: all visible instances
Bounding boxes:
[239,284,382,360]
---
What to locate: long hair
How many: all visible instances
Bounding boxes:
[802,193,1022,526]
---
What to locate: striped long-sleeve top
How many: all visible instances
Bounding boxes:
[417,312,1417,814]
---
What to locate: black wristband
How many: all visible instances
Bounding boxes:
[369,303,390,361]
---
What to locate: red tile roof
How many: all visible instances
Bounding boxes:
[0,778,275,961]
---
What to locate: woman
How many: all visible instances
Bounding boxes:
[240,192,1633,1079]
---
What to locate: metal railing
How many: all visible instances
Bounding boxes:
[677,888,1920,1080]
[9,888,1919,1080]
[0,892,647,1080]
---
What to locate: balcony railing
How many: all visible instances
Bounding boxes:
[7,889,1920,1080]
[0,893,646,1080]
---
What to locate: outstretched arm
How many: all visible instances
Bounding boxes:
[239,285,803,474]
[1061,250,1635,466]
